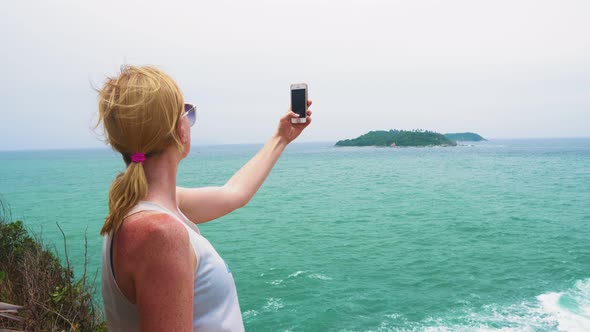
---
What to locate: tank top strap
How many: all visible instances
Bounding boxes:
[129,201,200,235]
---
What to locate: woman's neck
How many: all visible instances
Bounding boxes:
[141,149,180,214]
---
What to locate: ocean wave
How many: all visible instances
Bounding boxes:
[267,271,331,286]
[537,278,590,332]
[309,273,333,281]
[242,309,258,320]
[243,298,285,323]
[263,298,284,312]
[288,270,306,278]
[372,278,590,332]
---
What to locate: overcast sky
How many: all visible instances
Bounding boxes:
[1,0,589,150]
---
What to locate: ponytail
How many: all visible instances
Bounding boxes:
[96,65,184,235]
[100,161,148,235]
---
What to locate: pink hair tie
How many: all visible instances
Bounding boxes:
[130,153,146,164]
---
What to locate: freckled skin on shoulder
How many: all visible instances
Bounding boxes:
[115,212,186,265]
[113,212,196,332]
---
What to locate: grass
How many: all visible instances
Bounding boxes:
[0,197,106,331]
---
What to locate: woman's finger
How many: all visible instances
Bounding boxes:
[281,110,295,121]
[303,116,312,127]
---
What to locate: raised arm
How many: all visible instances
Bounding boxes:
[178,102,312,223]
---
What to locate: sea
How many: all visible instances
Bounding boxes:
[1,138,589,331]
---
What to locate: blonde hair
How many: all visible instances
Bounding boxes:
[96,65,184,235]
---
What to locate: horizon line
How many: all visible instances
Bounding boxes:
[1,136,590,153]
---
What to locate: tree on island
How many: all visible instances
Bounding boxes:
[335,129,457,147]
[444,132,486,141]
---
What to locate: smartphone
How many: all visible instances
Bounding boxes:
[290,83,308,124]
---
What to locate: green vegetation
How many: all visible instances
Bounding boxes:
[0,198,106,331]
[444,132,486,141]
[335,129,457,147]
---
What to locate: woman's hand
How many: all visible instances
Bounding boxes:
[275,100,313,144]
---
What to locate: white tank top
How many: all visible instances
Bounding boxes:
[101,201,244,331]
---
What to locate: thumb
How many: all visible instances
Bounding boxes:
[281,110,295,121]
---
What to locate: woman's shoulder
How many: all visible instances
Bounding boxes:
[117,211,191,256]
[110,211,196,316]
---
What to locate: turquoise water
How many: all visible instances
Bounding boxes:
[1,139,589,331]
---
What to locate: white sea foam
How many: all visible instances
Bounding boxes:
[381,278,590,332]
[242,310,258,319]
[270,279,283,285]
[384,313,403,320]
[537,278,590,332]
[308,273,333,281]
[263,298,284,312]
[288,270,305,278]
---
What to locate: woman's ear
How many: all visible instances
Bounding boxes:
[177,120,189,144]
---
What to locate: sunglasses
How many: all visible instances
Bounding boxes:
[182,103,197,127]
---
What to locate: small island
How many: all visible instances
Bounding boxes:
[444,132,487,142]
[335,129,457,147]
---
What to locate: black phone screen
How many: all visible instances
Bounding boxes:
[291,89,307,118]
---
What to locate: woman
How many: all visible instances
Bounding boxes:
[98,66,312,331]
